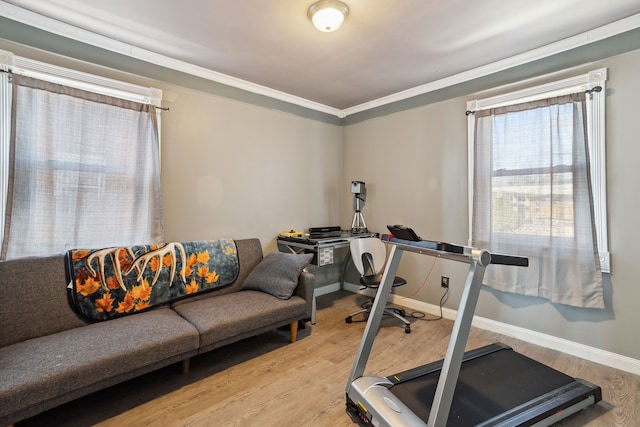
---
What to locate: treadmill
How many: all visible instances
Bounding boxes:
[345,236,601,426]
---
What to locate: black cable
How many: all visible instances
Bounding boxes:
[351,285,449,325]
[410,287,448,321]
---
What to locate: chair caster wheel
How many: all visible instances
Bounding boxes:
[345,316,353,324]
[405,326,411,334]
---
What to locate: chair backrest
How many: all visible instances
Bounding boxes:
[350,237,387,277]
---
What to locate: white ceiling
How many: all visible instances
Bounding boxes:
[2,0,640,115]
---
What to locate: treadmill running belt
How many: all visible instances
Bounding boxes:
[390,346,576,426]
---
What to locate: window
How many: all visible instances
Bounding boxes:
[1,51,164,260]
[467,69,608,308]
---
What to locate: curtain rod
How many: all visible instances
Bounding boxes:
[1,69,169,111]
[465,86,602,116]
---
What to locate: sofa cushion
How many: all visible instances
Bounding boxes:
[0,255,87,348]
[172,290,307,353]
[0,307,199,424]
[241,252,313,299]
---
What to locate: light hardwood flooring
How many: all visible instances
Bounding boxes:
[18,291,640,426]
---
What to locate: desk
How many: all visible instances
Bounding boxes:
[277,231,377,323]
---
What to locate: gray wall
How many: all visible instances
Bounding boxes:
[2,19,640,360]
[0,38,344,255]
[343,49,640,360]
[159,83,343,251]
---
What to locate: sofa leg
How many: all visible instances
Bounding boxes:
[290,321,298,343]
[182,358,190,375]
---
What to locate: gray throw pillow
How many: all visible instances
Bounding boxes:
[241,252,313,299]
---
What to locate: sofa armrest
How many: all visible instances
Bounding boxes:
[295,271,315,319]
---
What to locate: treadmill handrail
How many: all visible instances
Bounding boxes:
[383,237,528,267]
[345,240,494,386]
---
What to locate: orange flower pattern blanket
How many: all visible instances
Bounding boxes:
[65,239,239,322]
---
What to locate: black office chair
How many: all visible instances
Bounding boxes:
[345,237,411,333]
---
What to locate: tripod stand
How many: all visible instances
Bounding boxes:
[351,187,367,234]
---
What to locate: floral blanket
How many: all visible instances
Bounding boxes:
[65,239,239,322]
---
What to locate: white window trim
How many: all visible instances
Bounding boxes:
[467,68,610,272]
[0,67,10,247]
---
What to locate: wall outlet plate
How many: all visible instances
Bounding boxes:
[441,276,450,288]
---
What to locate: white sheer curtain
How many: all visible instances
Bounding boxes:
[472,93,603,308]
[1,74,163,260]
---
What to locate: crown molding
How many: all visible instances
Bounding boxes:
[1,2,639,120]
[0,1,345,118]
[342,13,640,116]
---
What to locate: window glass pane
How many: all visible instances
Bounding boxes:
[492,171,574,237]
[491,105,576,238]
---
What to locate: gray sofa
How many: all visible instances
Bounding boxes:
[0,238,314,426]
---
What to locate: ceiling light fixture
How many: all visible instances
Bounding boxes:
[308,0,349,33]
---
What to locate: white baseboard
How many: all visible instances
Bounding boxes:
[317,282,377,297]
[337,284,640,376]
[314,283,342,297]
[469,313,640,376]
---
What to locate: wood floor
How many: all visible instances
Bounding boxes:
[19,291,640,427]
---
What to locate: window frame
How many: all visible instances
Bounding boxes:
[467,68,610,272]
[1,49,163,256]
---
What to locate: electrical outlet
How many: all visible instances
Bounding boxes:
[441,276,450,289]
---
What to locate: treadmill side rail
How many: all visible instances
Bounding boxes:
[477,378,602,427]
